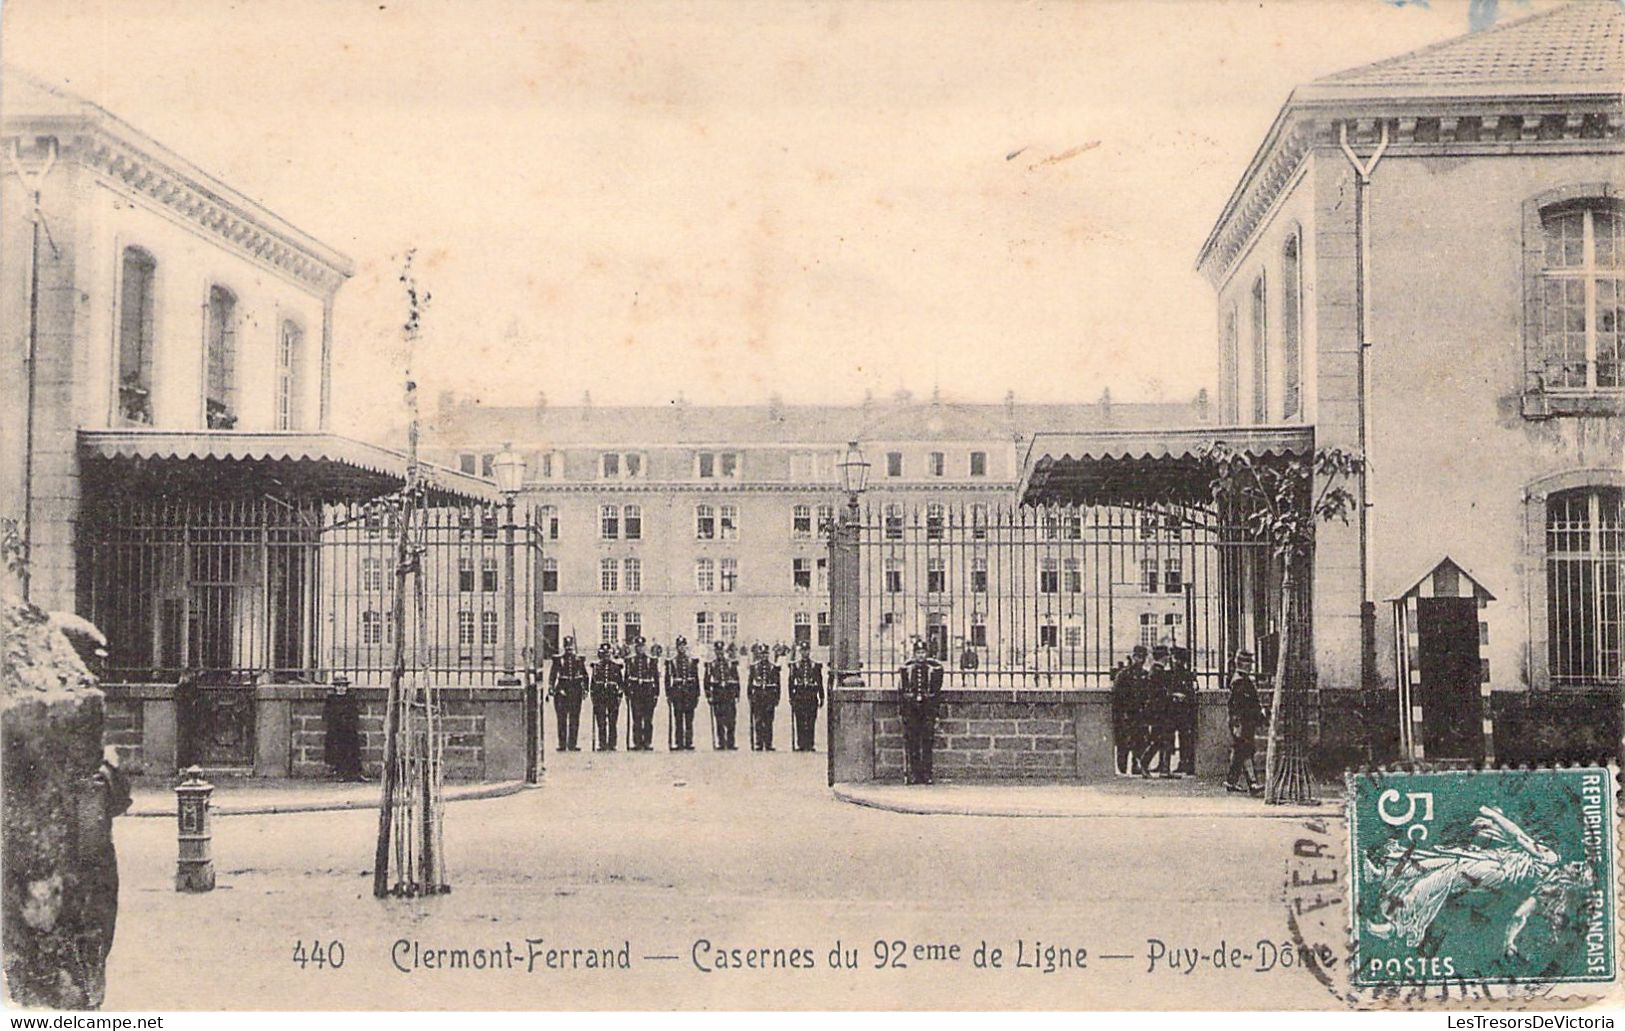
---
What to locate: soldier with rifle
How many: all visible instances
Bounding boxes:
[623,637,660,751]
[548,636,590,751]
[665,636,701,750]
[705,640,741,750]
[747,643,783,751]
[898,637,944,785]
[786,639,825,752]
[590,642,624,751]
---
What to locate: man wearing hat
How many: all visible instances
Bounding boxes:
[786,640,825,752]
[548,636,590,751]
[1111,645,1149,775]
[1169,645,1199,777]
[590,642,625,751]
[746,643,782,750]
[624,636,660,751]
[897,637,944,785]
[1226,650,1266,795]
[704,640,741,750]
[665,636,701,750]
[1140,644,1178,778]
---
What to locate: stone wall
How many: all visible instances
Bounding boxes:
[875,701,1077,780]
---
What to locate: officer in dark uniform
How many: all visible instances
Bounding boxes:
[1170,645,1199,777]
[548,636,590,751]
[1140,644,1176,778]
[590,642,624,751]
[623,637,659,751]
[665,636,701,750]
[897,637,944,785]
[786,640,825,752]
[323,677,365,781]
[704,640,741,750]
[747,643,782,750]
[1110,645,1149,775]
[1225,650,1266,795]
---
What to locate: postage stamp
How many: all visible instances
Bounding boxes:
[1348,767,1616,989]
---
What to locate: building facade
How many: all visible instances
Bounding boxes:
[1197,0,1624,764]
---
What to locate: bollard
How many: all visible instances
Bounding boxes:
[174,765,215,892]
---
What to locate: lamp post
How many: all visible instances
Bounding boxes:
[837,439,870,519]
[491,443,526,680]
[828,440,869,786]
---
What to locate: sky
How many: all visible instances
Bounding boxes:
[0,0,1559,435]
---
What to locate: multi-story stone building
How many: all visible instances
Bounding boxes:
[423,392,1206,669]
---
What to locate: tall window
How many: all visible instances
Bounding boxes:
[117,248,157,424]
[695,504,716,540]
[600,558,619,592]
[929,452,945,477]
[815,557,828,594]
[362,557,384,592]
[1221,304,1240,423]
[623,558,642,593]
[720,612,739,642]
[1040,557,1059,594]
[969,451,987,477]
[817,504,836,539]
[481,557,499,592]
[205,285,238,428]
[1539,202,1623,390]
[1142,555,1160,594]
[601,611,619,645]
[623,611,642,643]
[793,611,812,646]
[1250,274,1268,423]
[696,558,716,592]
[459,557,475,593]
[926,503,945,540]
[971,557,988,594]
[792,505,812,539]
[276,319,303,430]
[720,558,739,593]
[1065,558,1083,593]
[927,557,946,594]
[719,505,739,540]
[1164,556,1183,594]
[539,505,559,541]
[1281,234,1302,419]
[362,610,384,645]
[817,611,831,647]
[1138,613,1157,649]
[885,559,904,594]
[481,609,499,647]
[600,505,620,540]
[793,558,812,592]
[884,504,904,541]
[970,615,987,648]
[458,610,476,647]
[886,452,903,477]
[541,557,558,593]
[1547,487,1623,685]
[971,504,989,541]
[696,611,714,644]
[623,505,642,541]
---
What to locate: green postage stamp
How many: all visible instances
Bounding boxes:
[1349,767,1616,988]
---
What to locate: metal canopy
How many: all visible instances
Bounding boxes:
[79,429,501,505]
[1018,425,1316,506]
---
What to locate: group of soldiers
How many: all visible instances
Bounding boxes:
[545,635,830,753]
[1109,643,1199,779]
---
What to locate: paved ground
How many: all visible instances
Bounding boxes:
[104,750,1350,1011]
[127,777,528,817]
[835,778,1342,818]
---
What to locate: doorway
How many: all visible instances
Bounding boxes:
[1417,596,1483,761]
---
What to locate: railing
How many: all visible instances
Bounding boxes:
[79,497,544,687]
[841,500,1279,691]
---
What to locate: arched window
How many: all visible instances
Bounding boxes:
[1546,486,1622,685]
[117,247,157,424]
[1537,199,1622,391]
[1281,233,1302,419]
[205,285,238,428]
[1249,273,1268,423]
[276,319,303,430]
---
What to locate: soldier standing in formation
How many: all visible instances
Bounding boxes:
[897,637,944,785]
[746,643,782,751]
[590,642,624,751]
[623,637,660,751]
[786,640,825,752]
[665,636,701,750]
[705,641,741,750]
[548,636,589,751]
[1110,645,1149,775]
[1225,649,1266,796]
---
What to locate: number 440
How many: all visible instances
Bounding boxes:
[292,940,346,970]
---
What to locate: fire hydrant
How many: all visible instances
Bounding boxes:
[174,765,215,892]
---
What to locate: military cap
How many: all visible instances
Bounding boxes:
[1233,650,1256,673]
[1131,644,1149,658]
[597,642,612,656]
[674,635,688,646]
[1152,644,1172,660]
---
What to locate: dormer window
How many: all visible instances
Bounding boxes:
[696,450,740,479]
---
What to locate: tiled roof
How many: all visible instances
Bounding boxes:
[1312,1,1624,94]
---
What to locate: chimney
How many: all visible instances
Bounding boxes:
[581,390,592,421]
[1004,389,1016,421]
[1098,387,1112,424]
[1194,388,1210,422]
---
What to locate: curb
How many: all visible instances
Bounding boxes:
[128,780,536,818]
[831,784,1339,820]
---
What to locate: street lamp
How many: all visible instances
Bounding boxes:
[837,439,870,516]
[492,443,526,679]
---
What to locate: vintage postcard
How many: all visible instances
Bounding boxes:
[1,0,1621,1015]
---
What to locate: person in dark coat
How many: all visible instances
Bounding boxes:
[704,641,741,750]
[322,678,365,780]
[1140,644,1177,778]
[1170,646,1199,777]
[623,637,660,751]
[590,643,624,751]
[548,636,589,751]
[665,636,701,750]
[1110,646,1149,776]
[72,745,132,1008]
[746,643,782,751]
[897,637,944,785]
[1225,649,1266,796]
[786,640,825,752]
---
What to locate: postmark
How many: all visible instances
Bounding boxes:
[1347,767,1615,990]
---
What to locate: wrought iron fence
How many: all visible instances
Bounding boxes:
[79,496,545,686]
[847,500,1280,690]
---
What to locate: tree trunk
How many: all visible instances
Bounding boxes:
[1263,561,1314,804]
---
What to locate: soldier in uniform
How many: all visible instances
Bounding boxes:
[590,642,624,751]
[1139,644,1176,778]
[1225,649,1266,796]
[665,636,701,750]
[1110,645,1149,775]
[786,639,825,752]
[1170,645,1199,777]
[897,637,944,785]
[623,637,660,751]
[704,640,741,750]
[746,643,782,751]
[548,636,590,751]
